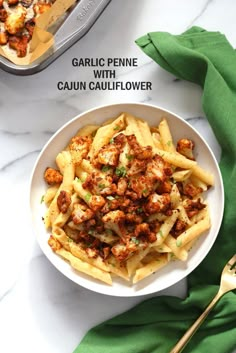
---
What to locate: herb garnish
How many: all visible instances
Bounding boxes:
[131,237,140,245]
[115,166,127,177]
[102,165,111,172]
[176,239,182,247]
[113,125,120,131]
[85,193,92,203]
[125,154,134,161]
[142,188,148,195]
[136,207,143,214]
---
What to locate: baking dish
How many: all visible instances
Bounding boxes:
[0,0,111,75]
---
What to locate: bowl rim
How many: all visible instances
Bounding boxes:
[29,102,225,297]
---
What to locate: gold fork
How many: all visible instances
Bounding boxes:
[169,254,236,353]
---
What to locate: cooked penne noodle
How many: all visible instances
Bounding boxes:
[159,118,176,152]
[153,244,172,253]
[191,165,214,186]
[175,216,211,248]
[152,132,163,150]
[88,114,125,158]
[189,206,209,225]
[137,119,155,148]
[164,234,188,261]
[56,151,72,175]
[75,166,88,181]
[54,193,78,228]
[172,169,192,182]
[74,124,99,137]
[125,114,146,146]
[106,256,129,281]
[133,254,168,284]
[170,184,181,208]
[46,154,75,227]
[154,148,197,169]
[73,178,92,206]
[190,174,208,191]
[44,185,59,204]
[52,226,71,250]
[56,248,112,285]
[152,210,179,246]
[177,204,191,225]
[70,242,109,272]
[126,247,150,277]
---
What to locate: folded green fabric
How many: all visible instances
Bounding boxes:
[74,27,236,353]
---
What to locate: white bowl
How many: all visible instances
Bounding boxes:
[30,103,224,297]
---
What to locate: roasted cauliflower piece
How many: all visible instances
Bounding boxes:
[5,5,27,34]
[8,34,28,57]
[183,182,203,198]
[89,195,106,212]
[0,9,7,22]
[126,134,153,160]
[8,0,19,6]
[183,198,206,218]
[134,223,156,243]
[146,155,172,182]
[83,172,117,196]
[102,210,126,239]
[97,144,120,166]
[48,235,61,252]
[171,219,187,237]
[72,203,94,225]
[25,18,35,37]
[177,138,195,160]
[144,192,171,215]
[33,2,51,17]
[127,158,146,176]
[130,175,155,198]
[44,167,63,185]
[69,136,92,165]
[111,240,137,262]
[116,177,127,196]
[0,30,8,45]
[57,190,71,214]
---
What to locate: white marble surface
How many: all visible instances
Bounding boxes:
[0,0,235,352]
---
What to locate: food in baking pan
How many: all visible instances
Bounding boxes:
[0,0,52,57]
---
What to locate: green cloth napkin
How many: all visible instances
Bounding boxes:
[74,27,236,353]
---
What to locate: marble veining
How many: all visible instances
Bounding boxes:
[187,0,214,28]
[0,0,234,352]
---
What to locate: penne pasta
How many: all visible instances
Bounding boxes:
[56,248,112,285]
[154,147,197,169]
[43,113,213,286]
[159,118,176,152]
[175,216,211,248]
[152,210,179,246]
[191,165,214,186]
[133,254,168,284]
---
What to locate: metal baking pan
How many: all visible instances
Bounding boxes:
[0,0,111,75]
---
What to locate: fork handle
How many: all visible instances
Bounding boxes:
[169,290,223,353]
